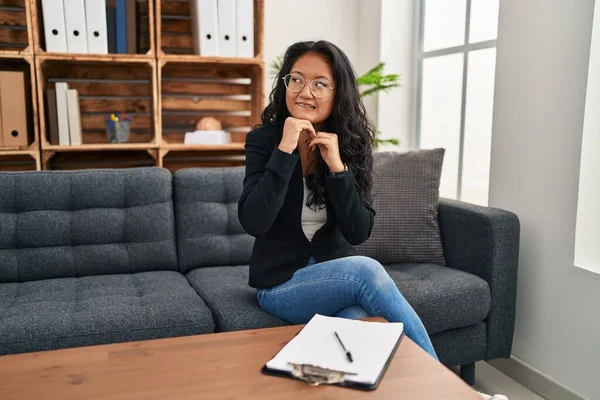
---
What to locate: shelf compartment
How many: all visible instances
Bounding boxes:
[32,0,156,57]
[42,148,158,170]
[159,59,263,148]
[0,54,38,151]
[0,151,39,170]
[0,0,33,54]
[36,57,158,148]
[155,0,263,59]
[160,148,245,172]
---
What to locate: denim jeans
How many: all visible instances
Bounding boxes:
[256,255,438,360]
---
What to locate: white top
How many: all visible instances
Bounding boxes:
[301,178,327,241]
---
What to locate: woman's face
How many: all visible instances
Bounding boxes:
[285,52,335,129]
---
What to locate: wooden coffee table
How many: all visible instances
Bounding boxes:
[0,321,480,399]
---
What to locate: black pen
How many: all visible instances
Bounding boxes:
[334,331,353,362]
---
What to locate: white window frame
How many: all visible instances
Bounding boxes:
[414,0,497,200]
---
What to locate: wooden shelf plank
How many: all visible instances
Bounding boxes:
[41,143,158,152]
[0,49,30,57]
[0,149,38,156]
[0,9,27,26]
[161,143,245,152]
[162,81,250,96]
[158,54,264,66]
[35,53,155,63]
[0,51,31,59]
[162,97,250,112]
[0,0,27,7]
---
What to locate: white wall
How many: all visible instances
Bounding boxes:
[575,2,600,270]
[263,0,360,104]
[377,0,416,151]
[357,0,382,126]
[489,0,600,399]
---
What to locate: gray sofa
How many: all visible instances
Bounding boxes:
[0,166,519,384]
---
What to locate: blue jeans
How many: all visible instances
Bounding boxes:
[257,255,438,360]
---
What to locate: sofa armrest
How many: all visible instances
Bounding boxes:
[438,198,520,360]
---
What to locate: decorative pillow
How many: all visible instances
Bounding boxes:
[356,148,446,265]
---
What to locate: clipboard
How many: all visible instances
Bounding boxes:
[261,315,405,391]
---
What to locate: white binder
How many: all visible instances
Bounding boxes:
[55,82,71,146]
[63,0,88,53]
[191,0,220,56]
[235,0,253,58]
[84,0,108,54]
[41,0,68,52]
[67,89,82,146]
[217,0,237,57]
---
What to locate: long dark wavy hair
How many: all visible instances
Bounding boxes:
[260,40,375,211]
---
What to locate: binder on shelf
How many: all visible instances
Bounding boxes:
[217,0,237,57]
[235,0,254,58]
[263,315,404,390]
[191,0,220,56]
[54,82,71,146]
[106,4,117,53]
[0,71,29,148]
[41,0,68,53]
[46,89,60,146]
[115,0,127,53]
[63,0,89,53]
[67,89,82,146]
[126,0,138,54]
[84,0,109,54]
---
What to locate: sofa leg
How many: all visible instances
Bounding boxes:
[460,363,475,386]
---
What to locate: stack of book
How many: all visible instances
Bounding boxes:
[46,83,82,146]
[41,0,139,54]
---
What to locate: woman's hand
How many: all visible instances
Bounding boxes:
[278,117,316,154]
[309,132,345,173]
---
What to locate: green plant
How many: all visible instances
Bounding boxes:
[268,56,401,148]
[268,55,284,80]
[357,63,401,148]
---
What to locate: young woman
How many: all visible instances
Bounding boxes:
[238,40,505,400]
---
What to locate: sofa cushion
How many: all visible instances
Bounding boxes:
[173,167,254,273]
[385,263,490,335]
[0,168,178,283]
[0,271,214,355]
[185,265,288,332]
[357,149,446,265]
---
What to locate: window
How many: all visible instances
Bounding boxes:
[416,0,499,205]
[575,3,600,273]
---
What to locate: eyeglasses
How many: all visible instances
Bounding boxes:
[282,73,334,98]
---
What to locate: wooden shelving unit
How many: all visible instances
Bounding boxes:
[0,53,39,170]
[0,0,264,171]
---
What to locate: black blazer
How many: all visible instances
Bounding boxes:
[238,124,376,289]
